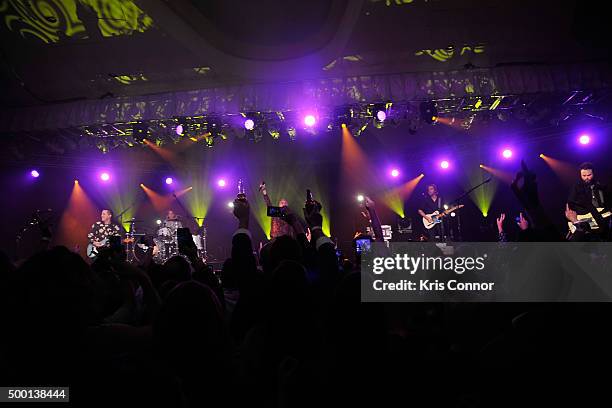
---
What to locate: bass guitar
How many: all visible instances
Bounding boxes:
[86,238,108,258]
[567,208,611,234]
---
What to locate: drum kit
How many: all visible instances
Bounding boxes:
[123,217,208,264]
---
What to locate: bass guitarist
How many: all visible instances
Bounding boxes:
[87,209,121,258]
[567,162,610,241]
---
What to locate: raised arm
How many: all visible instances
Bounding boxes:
[231,197,258,286]
[304,199,339,283]
[364,196,384,241]
[259,181,273,207]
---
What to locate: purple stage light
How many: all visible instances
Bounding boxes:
[218,179,226,187]
[376,110,387,122]
[100,172,110,181]
[304,114,316,127]
[391,168,399,178]
[579,134,591,145]
[502,149,513,159]
[440,160,450,169]
[30,170,40,178]
[244,119,255,130]
[175,124,183,135]
[165,177,173,185]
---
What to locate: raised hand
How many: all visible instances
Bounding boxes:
[364,196,375,209]
[517,212,529,231]
[233,198,250,229]
[303,200,323,228]
[565,204,578,223]
[496,213,506,234]
[511,160,539,209]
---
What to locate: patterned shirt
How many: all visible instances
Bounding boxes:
[87,221,121,245]
[271,218,295,239]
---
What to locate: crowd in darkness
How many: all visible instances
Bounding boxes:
[0,163,611,407]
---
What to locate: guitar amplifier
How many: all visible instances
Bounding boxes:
[393,217,413,241]
[397,216,412,234]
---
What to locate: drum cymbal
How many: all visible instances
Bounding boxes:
[126,219,144,223]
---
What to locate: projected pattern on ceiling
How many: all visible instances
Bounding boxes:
[0,0,153,43]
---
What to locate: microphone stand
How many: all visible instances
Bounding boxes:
[117,187,148,231]
[448,178,492,206]
[172,192,201,232]
[116,203,137,232]
[447,178,492,242]
[172,193,209,259]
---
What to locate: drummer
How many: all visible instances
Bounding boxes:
[164,209,183,231]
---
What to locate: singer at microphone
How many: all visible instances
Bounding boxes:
[417,183,446,242]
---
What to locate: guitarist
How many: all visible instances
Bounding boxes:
[87,209,121,257]
[567,162,610,240]
[418,184,445,242]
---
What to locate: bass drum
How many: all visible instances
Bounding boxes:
[157,227,174,243]
[152,237,178,263]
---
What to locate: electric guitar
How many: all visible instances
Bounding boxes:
[86,238,108,258]
[422,204,465,229]
[567,208,611,234]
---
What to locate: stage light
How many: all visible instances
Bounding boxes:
[390,169,399,178]
[420,101,438,125]
[373,102,391,125]
[341,123,347,128]
[502,149,513,159]
[175,124,184,136]
[304,115,316,127]
[450,212,456,217]
[440,160,450,169]
[100,172,110,181]
[479,164,484,168]
[244,119,255,130]
[165,177,173,185]
[578,134,590,145]
[443,204,449,210]
[227,201,234,208]
[357,194,364,202]
[30,170,40,178]
[156,219,162,225]
[74,179,79,184]
[218,179,226,187]
[539,153,545,158]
